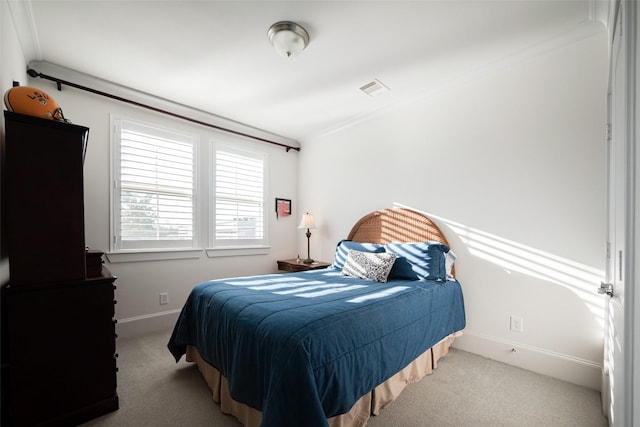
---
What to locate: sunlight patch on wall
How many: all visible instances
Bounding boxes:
[393,203,605,326]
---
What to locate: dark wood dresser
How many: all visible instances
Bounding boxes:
[2,270,119,426]
[1,111,118,426]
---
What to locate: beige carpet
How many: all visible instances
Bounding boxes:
[81,330,608,427]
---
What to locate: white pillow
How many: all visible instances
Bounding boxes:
[445,250,457,280]
[342,250,397,283]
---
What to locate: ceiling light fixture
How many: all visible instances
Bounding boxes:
[268,21,310,58]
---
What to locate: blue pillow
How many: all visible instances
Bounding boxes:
[331,240,385,270]
[385,241,449,281]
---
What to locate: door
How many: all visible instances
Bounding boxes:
[603,1,634,425]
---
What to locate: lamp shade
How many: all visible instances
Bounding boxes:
[268,21,310,58]
[298,212,316,229]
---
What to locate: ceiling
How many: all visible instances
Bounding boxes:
[12,1,608,143]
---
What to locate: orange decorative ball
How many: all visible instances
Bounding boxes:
[4,86,66,121]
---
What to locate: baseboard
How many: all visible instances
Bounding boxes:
[116,309,181,339]
[453,329,603,390]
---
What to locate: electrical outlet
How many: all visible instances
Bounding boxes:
[510,315,523,333]
[160,293,169,305]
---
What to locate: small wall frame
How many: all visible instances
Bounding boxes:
[275,198,291,218]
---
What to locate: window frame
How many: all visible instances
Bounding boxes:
[108,115,270,262]
[110,115,200,256]
[207,141,269,257]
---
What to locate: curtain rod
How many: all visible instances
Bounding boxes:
[26,68,300,152]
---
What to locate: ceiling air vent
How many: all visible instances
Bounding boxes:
[359,79,390,97]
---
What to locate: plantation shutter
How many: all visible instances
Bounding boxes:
[115,120,195,250]
[214,147,265,246]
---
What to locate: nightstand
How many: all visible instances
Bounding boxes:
[277,259,331,272]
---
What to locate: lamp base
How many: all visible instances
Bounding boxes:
[302,258,314,264]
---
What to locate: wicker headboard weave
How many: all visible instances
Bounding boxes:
[347,208,450,247]
[347,208,454,277]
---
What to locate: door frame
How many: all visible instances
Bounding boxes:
[604,0,637,425]
[628,0,639,421]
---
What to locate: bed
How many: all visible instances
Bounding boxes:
[168,207,465,426]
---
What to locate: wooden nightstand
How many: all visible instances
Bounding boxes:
[277,259,331,272]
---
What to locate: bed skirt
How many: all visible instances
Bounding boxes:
[185,333,458,426]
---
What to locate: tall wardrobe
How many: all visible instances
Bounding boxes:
[1,111,119,426]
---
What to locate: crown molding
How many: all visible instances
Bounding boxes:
[589,0,613,29]
[305,19,607,144]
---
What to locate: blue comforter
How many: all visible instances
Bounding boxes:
[168,268,465,427]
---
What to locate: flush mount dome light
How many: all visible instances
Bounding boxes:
[268,21,310,58]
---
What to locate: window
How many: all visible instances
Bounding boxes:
[111,116,269,259]
[212,145,266,248]
[112,118,196,251]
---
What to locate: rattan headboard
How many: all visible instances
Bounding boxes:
[347,208,454,277]
[347,208,450,247]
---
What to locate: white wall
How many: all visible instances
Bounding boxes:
[0,2,27,90]
[15,63,300,337]
[298,31,608,389]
